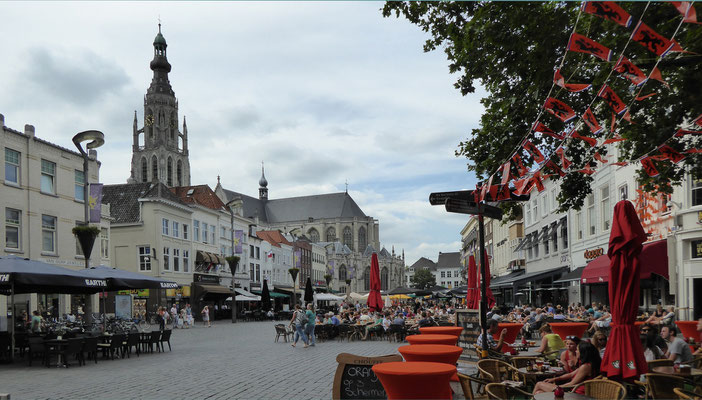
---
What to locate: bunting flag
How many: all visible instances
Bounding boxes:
[598,85,628,115]
[641,157,660,177]
[512,177,531,196]
[611,161,629,166]
[533,172,545,192]
[631,21,678,56]
[578,164,596,175]
[582,1,633,27]
[544,97,577,122]
[636,93,657,101]
[512,153,529,176]
[674,128,702,137]
[571,130,598,146]
[567,32,613,61]
[480,183,488,202]
[496,184,511,201]
[500,161,511,185]
[533,121,565,140]
[523,140,546,163]
[694,113,702,126]
[622,110,634,123]
[555,147,572,170]
[553,69,591,92]
[649,67,669,87]
[594,152,609,164]
[611,112,617,133]
[686,148,702,154]
[613,55,647,86]
[658,145,686,163]
[545,160,566,177]
[487,175,497,200]
[583,107,604,135]
[604,135,627,144]
[670,2,699,23]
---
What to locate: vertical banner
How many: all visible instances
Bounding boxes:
[234,230,244,254]
[294,250,301,268]
[89,183,103,223]
[326,260,335,275]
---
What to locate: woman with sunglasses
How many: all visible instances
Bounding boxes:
[533,341,601,395]
[560,336,581,373]
[591,330,607,358]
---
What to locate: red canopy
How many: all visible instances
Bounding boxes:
[481,250,496,309]
[466,255,479,309]
[367,252,383,312]
[600,200,648,379]
[581,239,668,284]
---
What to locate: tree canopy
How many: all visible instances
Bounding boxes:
[411,268,437,289]
[383,2,702,214]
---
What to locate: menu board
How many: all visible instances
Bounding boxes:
[455,309,482,358]
[332,353,402,400]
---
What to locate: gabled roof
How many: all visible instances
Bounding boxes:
[437,252,462,268]
[256,230,292,248]
[221,189,268,222]
[102,182,188,224]
[409,257,437,271]
[319,241,353,255]
[362,244,376,258]
[171,185,225,211]
[379,247,392,259]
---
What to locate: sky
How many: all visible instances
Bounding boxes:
[0,1,485,265]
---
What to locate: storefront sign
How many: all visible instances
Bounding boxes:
[193,273,219,284]
[692,239,702,259]
[584,248,604,260]
[117,289,150,297]
[0,274,9,282]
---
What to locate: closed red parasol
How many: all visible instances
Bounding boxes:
[481,250,496,309]
[600,200,648,379]
[367,252,383,312]
[466,254,479,309]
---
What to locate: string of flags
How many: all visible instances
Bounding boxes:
[473,1,701,203]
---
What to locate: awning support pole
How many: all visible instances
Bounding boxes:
[10,281,15,362]
[478,203,489,356]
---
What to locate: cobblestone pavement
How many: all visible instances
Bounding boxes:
[0,321,477,399]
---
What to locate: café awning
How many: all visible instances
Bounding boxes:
[196,250,224,264]
[553,267,585,284]
[514,235,532,253]
[581,239,668,284]
[491,266,568,289]
[196,283,232,295]
[0,255,107,294]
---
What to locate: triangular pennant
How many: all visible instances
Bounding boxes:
[489,185,499,201]
[636,93,657,101]
[533,172,545,192]
[553,69,591,92]
[631,21,678,56]
[594,152,609,164]
[622,110,635,123]
[512,177,531,196]
[641,157,660,177]
[487,174,496,200]
[611,112,617,133]
[544,97,577,122]
[567,32,613,61]
[582,107,604,135]
[571,130,598,147]
[598,85,628,115]
[496,184,511,201]
[545,160,566,177]
[649,67,669,87]
[555,147,572,170]
[582,1,633,27]
[523,140,546,163]
[685,148,702,153]
[674,129,702,137]
[694,113,702,126]
[578,164,596,175]
[658,145,686,163]
[611,161,629,166]
[480,183,488,202]
[613,55,647,86]
[512,153,529,177]
[603,135,627,144]
[500,161,511,186]
[671,2,699,23]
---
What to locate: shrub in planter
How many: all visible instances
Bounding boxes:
[72,225,101,259]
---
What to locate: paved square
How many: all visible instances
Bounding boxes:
[1,321,475,399]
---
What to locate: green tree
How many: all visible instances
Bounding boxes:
[383,2,701,215]
[411,268,437,289]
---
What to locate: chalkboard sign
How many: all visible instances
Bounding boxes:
[332,353,402,400]
[455,309,482,359]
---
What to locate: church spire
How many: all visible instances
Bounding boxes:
[259,161,268,201]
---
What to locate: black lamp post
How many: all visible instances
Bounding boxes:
[289,268,299,308]
[226,197,243,323]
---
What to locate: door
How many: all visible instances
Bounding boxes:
[694,278,702,320]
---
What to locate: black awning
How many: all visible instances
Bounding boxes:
[195,283,232,295]
[491,266,568,288]
[514,236,532,252]
[490,270,525,288]
[553,267,585,284]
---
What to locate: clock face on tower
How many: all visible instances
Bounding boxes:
[145,114,154,126]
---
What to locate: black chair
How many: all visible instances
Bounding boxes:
[337,324,351,342]
[124,333,140,358]
[274,324,289,342]
[83,336,98,364]
[59,338,84,367]
[106,334,126,360]
[159,329,172,352]
[27,337,47,366]
[0,333,10,361]
[146,331,161,353]
[15,332,29,358]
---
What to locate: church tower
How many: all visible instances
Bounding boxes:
[129,24,190,187]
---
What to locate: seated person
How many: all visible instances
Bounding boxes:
[392,313,405,326]
[645,306,675,326]
[560,336,581,373]
[533,341,601,395]
[362,314,383,340]
[330,313,341,326]
[417,312,434,328]
[641,329,664,361]
[553,309,567,320]
[591,330,607,358]
[536,323,566,360]
[661,325,693,364]
[588,311,612,333]
[476,319,507,352]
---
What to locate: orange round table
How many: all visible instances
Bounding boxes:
[676,321,700,352]
[372,361,455,400]
[398,344,463,381]
[549,322,588,342]
[406,334,458,346]
[419,326,464,337]
[492,323,523,353]
[634,321,646,329]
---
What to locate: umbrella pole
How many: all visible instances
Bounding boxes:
[10,282,15,362]
[477,205,489,357]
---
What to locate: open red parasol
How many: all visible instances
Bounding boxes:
[367,252,383,312]
[600,200,648,379]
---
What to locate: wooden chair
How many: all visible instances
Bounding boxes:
[647,359,673,368]
[640,373,686,400]
[274,324,289,342]
[485,383,533,400]
[477,359,522,386]
[571,379,627,400]
[673,387,702,400]
[511,356,538,370]
[457,372,490,400]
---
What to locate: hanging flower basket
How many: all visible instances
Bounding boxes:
[288,267,300,282]
[225,256,240,275]
[72,225,100,259]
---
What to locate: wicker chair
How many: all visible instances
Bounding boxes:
[692,355,702,369]
[478,359,522,385]
[485,383,533,400]
[511,356,538,370]
[673,387,702,400]
[457,372,490,400]
[640,373,686,400]
[646,359,673,368]
[570,379,626,400]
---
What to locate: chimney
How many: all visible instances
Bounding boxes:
[0,113,4,127]
[24,124,35,138]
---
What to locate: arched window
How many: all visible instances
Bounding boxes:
[140,157,148,183]
[343,226,353,251]
[177,160,183,186]
[364,266,371,291]
[326,227,336,242]
[167,157,173,186]
[358,227,367,251]
[381,267,389,291]
[151,156,158,182]
[308,228,319,243]
[338,265,347,281]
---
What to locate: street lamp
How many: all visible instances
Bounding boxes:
[226,197,243,323]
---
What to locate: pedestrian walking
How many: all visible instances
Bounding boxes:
[201,305,211,327]
[304,303,316,347]
[170,304,179,328]
[185,304,193,327]
[157,307,166,331]
[289,304,309,348]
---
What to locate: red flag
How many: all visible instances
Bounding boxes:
[636,93,657,101]
[523,140,546,163]
[594,152,609,164]
[582,1,633,27]
[500,162,511,186]
[658,145,686,163]
[670,2,699,23]
[480,183,488,202]
[555,147,572,170]
[487,174,497,200]
[649,67,669,87]
[572,130,598,147]
[694,114,702,126]
[553,69,591,92]
[533,172,545,192]
[598,85,628,115]
[544,97,577,122]
[622,110,634,123]
[686,148,702,154]
[612,161,629,166]
[513,177,531,196]
[545,160,566,177]
[631,21,678,56]
[583,107,604,135]
[512,153,529,177]
[641,157,659,177]
[578,164,596,175]
[613,55,647,86]
[611,112,617,133]
[674,129,702,137]
[604,135,627,144]
[533,121,565,140]
[496,184,511,201]
[568,32,613,61]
